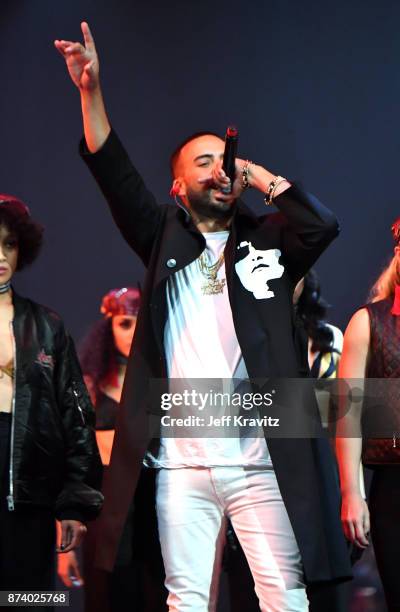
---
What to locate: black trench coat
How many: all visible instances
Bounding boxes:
[81,130,352,584]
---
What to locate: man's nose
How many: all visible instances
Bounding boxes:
[0,246,6,261]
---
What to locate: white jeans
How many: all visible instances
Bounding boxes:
[156,466,308,612]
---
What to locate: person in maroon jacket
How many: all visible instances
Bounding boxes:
[55,22,352,611]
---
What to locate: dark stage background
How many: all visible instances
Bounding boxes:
[1,0,399,339]
[0,1,397,610]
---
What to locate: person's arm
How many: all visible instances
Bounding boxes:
[335,308,370,548]
[55,22,162,264]
[55,22,109,152]
[57,550,83,588]
[56,522,84,587]
[53,324,104,546]
[249,164,339,281]
[203,159,338,281]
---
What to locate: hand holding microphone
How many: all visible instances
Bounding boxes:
[196,125,252,199]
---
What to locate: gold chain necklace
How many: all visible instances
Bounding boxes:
[198,250,226,295]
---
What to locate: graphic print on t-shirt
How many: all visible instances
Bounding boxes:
[145,231,272,469]
[235,241,284,299]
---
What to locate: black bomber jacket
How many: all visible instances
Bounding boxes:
[7,290,103,522]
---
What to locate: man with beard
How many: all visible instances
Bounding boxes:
[55,22,352,612]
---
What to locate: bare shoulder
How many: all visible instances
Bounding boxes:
[339,308,371,378]
[344,308,370,345]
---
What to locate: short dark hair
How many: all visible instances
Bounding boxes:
[0,203,44,270]
[170,131,222,178]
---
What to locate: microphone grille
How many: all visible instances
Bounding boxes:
[226,125,238,138]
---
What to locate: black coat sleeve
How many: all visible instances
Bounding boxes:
[271,184,340,283]
[80,129,163,266]
[53,326,103,522]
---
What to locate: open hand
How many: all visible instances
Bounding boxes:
[341,491,370,549]
[57,550,84,588]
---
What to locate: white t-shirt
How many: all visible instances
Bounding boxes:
[144,231,271,468]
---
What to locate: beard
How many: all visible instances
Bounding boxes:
[186,187,236,221]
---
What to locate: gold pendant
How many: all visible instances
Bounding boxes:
[201,278,226,295]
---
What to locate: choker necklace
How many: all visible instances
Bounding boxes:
[0,281,11,295]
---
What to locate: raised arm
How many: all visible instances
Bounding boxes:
[55,22,110,152]
[236,164,338,281]
[270,182,339,283]
[55,23,162,263]
[203,159,338,281]
[336,308,370,549]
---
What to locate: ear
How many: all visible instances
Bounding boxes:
[395,246,400,257]
[170,178,186,198]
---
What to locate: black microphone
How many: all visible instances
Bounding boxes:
[222,125,238,194]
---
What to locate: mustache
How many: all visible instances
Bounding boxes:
[199,178,221,191]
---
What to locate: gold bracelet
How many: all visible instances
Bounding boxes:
[242,160,253,190]
[264,175,287,206]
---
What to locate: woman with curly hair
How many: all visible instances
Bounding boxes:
[0,194,102,600]
[336,219,400,612]
[58,287,167,611]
